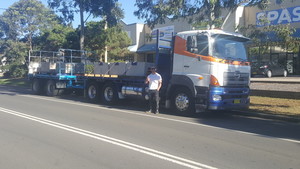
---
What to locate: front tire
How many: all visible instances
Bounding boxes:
[171,88,195,114]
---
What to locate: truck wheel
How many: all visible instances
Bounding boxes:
[32,79,43,95]
[86,82,99,103]
[171,88,195,114]
[45,80,59,96]
[102,83,118,104]
[266,70,272,78]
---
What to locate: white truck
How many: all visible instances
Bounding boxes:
[28,29,250,114]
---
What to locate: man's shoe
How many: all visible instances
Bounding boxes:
[145,110,151,113]
[154,111,159,114]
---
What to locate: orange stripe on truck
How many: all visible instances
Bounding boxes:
[174,36,250,66]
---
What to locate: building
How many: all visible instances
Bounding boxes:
[122,0,300,75]
[244,0,300,75]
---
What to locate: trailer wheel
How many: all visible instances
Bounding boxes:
[102,83,118,104]
[86,82,99,103]
[32,79,43,95]
[171,88,195,114]
[45,80,59,96]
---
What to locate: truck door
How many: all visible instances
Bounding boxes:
[184,35,209,75]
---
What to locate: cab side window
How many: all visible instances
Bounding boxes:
[187,35,208,56]
[197,35,208,56]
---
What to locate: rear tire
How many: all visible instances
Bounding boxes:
[86,82,99,103]
[101,83,118,105]
[32,79,43,95]
[171,88,195,114]
[45,80,59,96]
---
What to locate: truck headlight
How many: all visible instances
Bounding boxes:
[212,94,222,101]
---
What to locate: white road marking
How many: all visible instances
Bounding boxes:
[20,94,300,144]
[0,106,217,169]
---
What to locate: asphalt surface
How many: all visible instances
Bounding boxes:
[0,85,300,169]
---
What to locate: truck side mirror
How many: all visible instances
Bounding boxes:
[187,36,192,52]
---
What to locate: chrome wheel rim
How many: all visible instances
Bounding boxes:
[175,93,189,111]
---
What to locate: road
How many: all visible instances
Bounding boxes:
[0,85,300,169]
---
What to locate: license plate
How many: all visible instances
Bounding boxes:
[252,72,257,74]
[233,99,241,104]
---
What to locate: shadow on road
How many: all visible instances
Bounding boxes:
[1,85,300,143]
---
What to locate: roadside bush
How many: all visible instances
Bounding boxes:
[4,64,28,78]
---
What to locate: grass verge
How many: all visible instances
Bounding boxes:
[249,96,300,118]
[0,78,30,88]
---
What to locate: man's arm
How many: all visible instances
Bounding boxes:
[157,79,162,91]
[145,76,150,84]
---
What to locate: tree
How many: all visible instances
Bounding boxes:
[84,21,131,62]
[47,0,124,51]
[34,24,79,51]
[106,26,131,61]
[0,40,29,78]
[0,0,58,50]
[239,23,300,60]
[134,0,268,29]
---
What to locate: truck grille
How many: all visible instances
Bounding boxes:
[223,72,249,87]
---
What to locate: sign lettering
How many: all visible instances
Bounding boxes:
[256,6,300,27]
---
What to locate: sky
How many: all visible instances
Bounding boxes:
[0,0,145,26]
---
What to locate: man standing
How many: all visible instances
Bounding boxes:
[145,67,162,114]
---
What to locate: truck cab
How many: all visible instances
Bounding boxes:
[165,30,250,113]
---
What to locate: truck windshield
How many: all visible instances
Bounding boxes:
[211,34,248,61]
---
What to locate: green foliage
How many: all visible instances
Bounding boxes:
[34,24,79,51]
[0,40,29,78]
[0,0,59,50]
[134,0,267,29]
[106,26,131,59]
[0,40,28,65]
[0,78,30,87]
[85,64,94,74]
[4,64,28,78]
[48,0,124,26]
[48,0,124,50]
[239,24,300,53]
[84,21,131,61]
[84,21,107,57]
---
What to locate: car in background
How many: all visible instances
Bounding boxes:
[251,62,288,78]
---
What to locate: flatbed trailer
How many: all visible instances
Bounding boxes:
[28,49,154,104]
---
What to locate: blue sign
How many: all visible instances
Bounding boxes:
[256,6,300,27]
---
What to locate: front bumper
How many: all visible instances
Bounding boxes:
[208,86,250,110]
